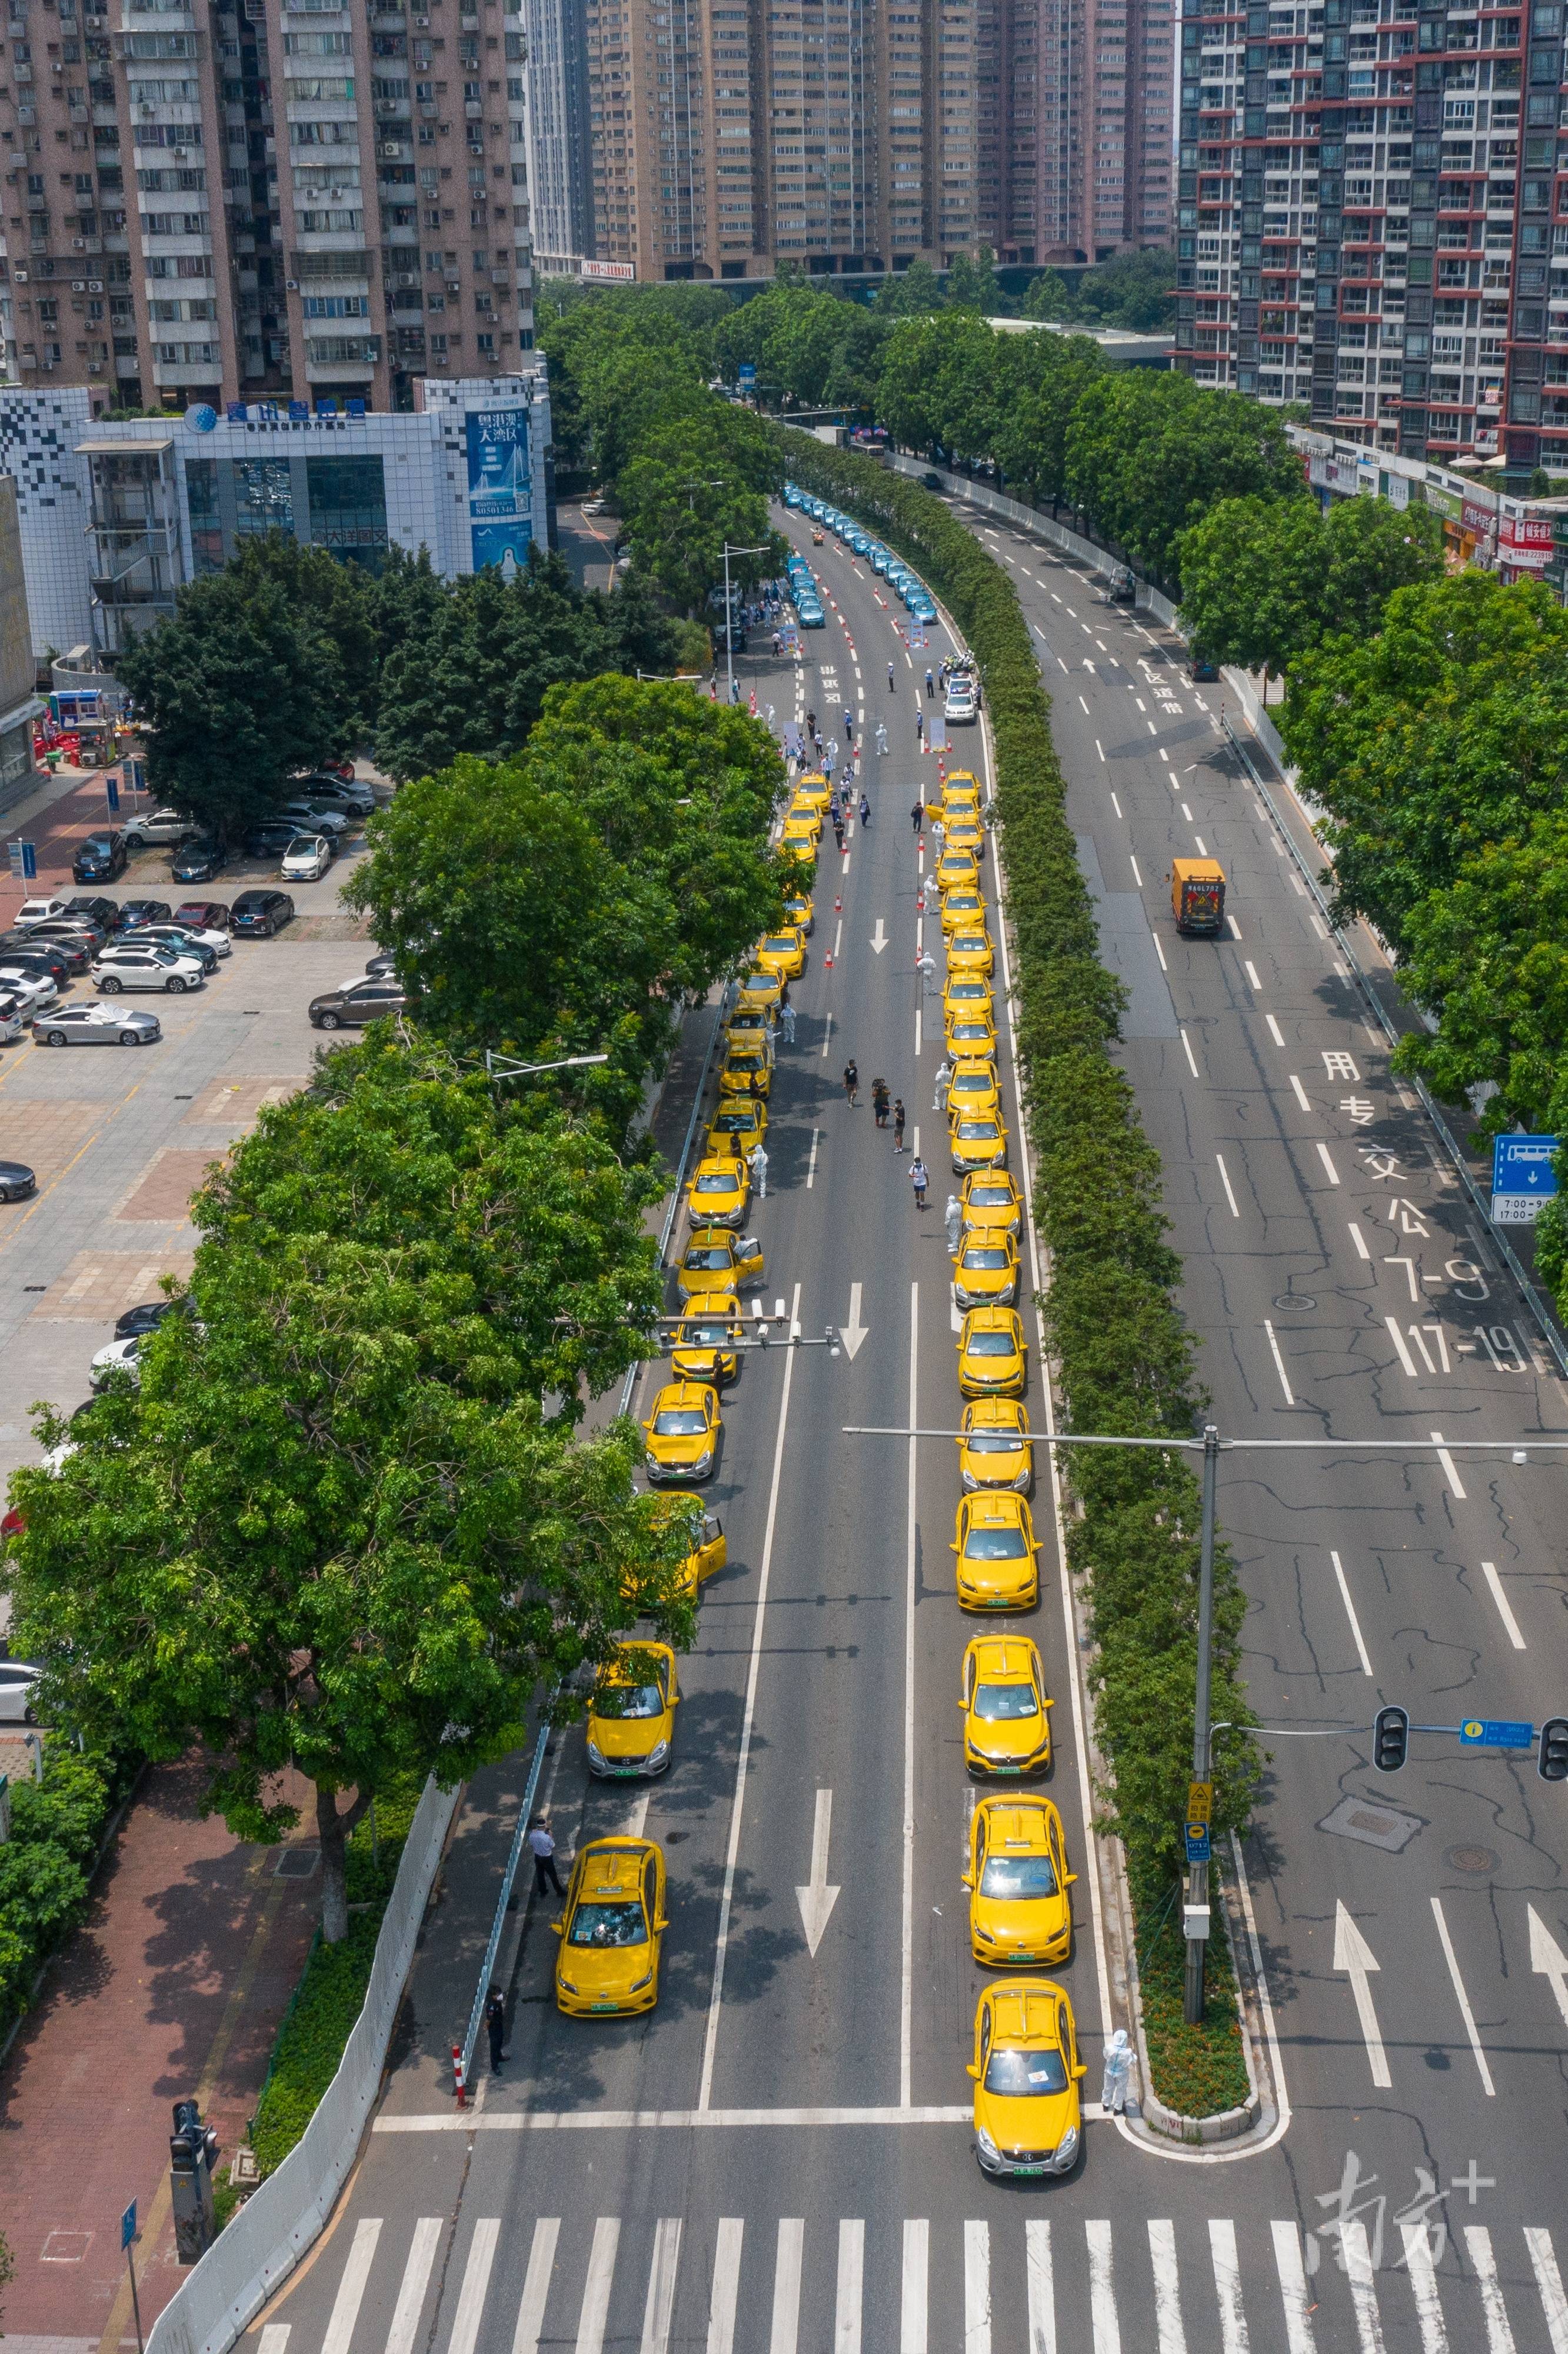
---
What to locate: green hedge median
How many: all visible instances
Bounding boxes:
[778,435,1258,2120]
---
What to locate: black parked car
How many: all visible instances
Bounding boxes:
[1189,653,1220,682]
[244,820,301,859]
[921,471,944,491]
[116,899,172,932]
[308,975,408,1030]
[0,1159,35,1202]
[66,895,125,934]
[0,940,72,989]
[10,925,98,971]
[229,889,295,938]
[72,830,128,885]
[171,837,226,885]
[113,1295,191,1341]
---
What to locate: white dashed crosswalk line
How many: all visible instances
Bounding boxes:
[707,2219,745,2354]
[510,2219,559,2354]
[576,2218,620,2354]
[1147,2218,1186,2352]
[386,2217,443,2354]
[322,2217,381,2354]
[1401,2222,1450,2353]
[1271,2220,1318,2352]
[834,2220,864,2354]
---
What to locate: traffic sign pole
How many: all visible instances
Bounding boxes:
[122,2201,144,2354]
[1184,1424,1220,2024]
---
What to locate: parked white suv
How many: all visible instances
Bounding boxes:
[121,807,195,847]
[91,942,207,995]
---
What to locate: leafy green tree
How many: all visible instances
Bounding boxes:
[1023,268,1076,322]
[4,1042,685,1943]
[875,257,943,317]
[228,533,380,740]
[1317,494,1446,639]
[114,569,342,842]
[944,245,1001,314]
[1064,373,1305,585]
[873,313,954,452]
[1178,494,1446,681]
[369,543,450,670]
[615,441,783,614]
[989,331,1104,504]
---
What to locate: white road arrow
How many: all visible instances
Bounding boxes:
[839,1282,870,1362]
[870,919,888,955]
[795,1787,840,1957]
[1083,659,1097,674]
[1334,1900,1391,2087]
[1528,1904,1568,2028]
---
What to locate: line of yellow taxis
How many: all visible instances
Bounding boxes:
[552,784,824,2021]
[938,767,1088,2179]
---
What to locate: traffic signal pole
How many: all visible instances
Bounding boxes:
[1184,1425,1221,2024]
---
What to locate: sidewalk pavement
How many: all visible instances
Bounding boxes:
[0,1757,322,2354]
[0,763,125,931]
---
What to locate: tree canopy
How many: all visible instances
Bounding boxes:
[1176,493,1444,679]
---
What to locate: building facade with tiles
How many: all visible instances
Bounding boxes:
[0,0,538,416]
[0,368,550,656]
[1171,0,1568,474]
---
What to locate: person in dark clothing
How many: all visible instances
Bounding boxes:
[833,817,845,852]
[893,1099,907,1150]
[485,1985,507,2073]
[911,800,924,834]
[872,1078,890,1126]
[527,1814,565,1896]
[859,792,871,826]
[843,1060,860,1105]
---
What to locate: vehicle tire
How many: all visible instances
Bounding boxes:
[261,923,274,938]
[166,976,185,994]
[22,1704,36,1726]
[319,1011,342,1030]
[121,1031,141,1046]
[98,975,121,994]
[45,1030,66,1046]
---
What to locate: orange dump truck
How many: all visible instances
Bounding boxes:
[1171,857,1226,936]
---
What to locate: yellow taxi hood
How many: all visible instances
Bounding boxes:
[591,1715,663,1763]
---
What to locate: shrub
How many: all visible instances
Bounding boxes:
[0,1739,133,2039]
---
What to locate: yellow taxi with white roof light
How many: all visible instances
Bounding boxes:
[953,1232,1020,1309]
[969,1980,1085,2176]
[670,1300,743,1385]
[959,1635,1053,1776]
[707,1098,767,1158]
[960,1171,1021,1238]
[628,1491,725,1605]
[953,1491,1041,1610]
[554,1837,668,2016]
[957,1398,1034,1493]
[641,1380,720,1482]
[935,849,981,893]
[780,814,821,861]
[966,1797,1075,1967]
[585,1642,680,1778]
[946,1013,997,1062]
[754,927,806,982]
[685,1155,750,1228]
[943,772,982,813]
[735,970,784,1016]
[950,1112,1008,1175]
[947,1060,1001,1119]
[957,1304,1027,1398]
[947,929,996,980]
[943,975,994,1026]
[784,890,814,936]
[946,814,987,861]
[677,1226,764,1302]
[720,1038,773,1098]
[941,889,986,936]
[792,772,832,813]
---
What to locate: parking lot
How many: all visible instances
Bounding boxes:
[0,786,381,1531]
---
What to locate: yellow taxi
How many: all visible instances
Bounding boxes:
[957,1305,1027,1398]
[677,1226,764,1302]
[783,802,823,842]
[793,771,832,814]
[947,929,996,980]
[724,1009,775,1062]
[720,1039,773,1098]
[953,1231,1020,1309]
[953,1491,1041,1610]
[961,1170,1022,1239]
[642,1379,721,1483]
[670,1298,743,1384]
[633,1491,725,1602]
[940,889,987,937]
[935,849,980,893]
[947,814,987,862]
[707,1097,767,1158]
[966,1797,1075,1967]
[687,1155,750,1229]
[754,926,807,983]
[969,1980,1085,2176]
[958,1635,1053,1776]
[946,1013,997,1063]
[586,1641,681,1778]
[735,970,784,1016]
[950,1113,1008,1175]
[958,1398,1034,1494]
[948,1060,1001,1120]
[943,974,994,1024]
[554,1836,668,2016]
[943,770,982,812]
[784,890,815,936]
[780,816,821,862]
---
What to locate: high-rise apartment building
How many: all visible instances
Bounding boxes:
[1171,0,1568,474]
[523,0,592,266]
[0,0,538,414]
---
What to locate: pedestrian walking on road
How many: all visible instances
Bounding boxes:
[527,1816,565,1898]
[911,799,924,834]
[918,951,937,996]
[944,1195,964,1255]
[893,1099,907,1150]
[833,817,845,852]
[915,707,924,745]
[933,1058,953,1114]
[807,707,817,740]
[781,1002,797,1045]
[766,701,776,728]
[1101,2030,1134,2115]
[824,738,838,777]
[843,707,854,743]
[485,1986,507,2074]
[843,1060,860,1105]
[926,667,935,699]
[931,817,946,851]
[748,1141,768,1201]
[875,722,889,756]
[888,661,896,690]
[730,676,741,706]
[859,792,871,826]
[910,1156,930,1209]
[872,1077,890,1126]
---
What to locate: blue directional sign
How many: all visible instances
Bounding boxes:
[737,361,757,388]
[1492,1134,1559,1226]
[1184,1823,1212,1865]
[121,2199,137,2250]
[105,773,119,812]
[1459,1718,1534,1750]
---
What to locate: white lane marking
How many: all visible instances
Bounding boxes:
[1464,2227,1517,2353]
[1430,1898,1495,2095]
[1266,1013,1284,1046]
[1227,913,1243,940]
[1209,2220,1250,2354]
[1111,792,1123,818]
[1385,1318,1419,1377]
[385,2220,444,2354]
[1147,719,1158,736]
[1270,2222,1319,2354]
[260,2331,289,2354]
[1342,2220,1387,2353]
[1525,2228,1568,2354]
[1334,1906,1391,2089]
[915,1005,923,1058]
[1152,930,1168,971]
[698,1279,805,2110]
[1134,694,1146,710]
[1086,2222,1122,2354]
[795,1786,840,1955]
[1096,739,1106,761]
[1181,802,1193,820]
[1194,836,1209,856]
[1316,1142,1341,1185]
[965,2220,991,2354]
[706,2220,744,2354]
[901,1279,919,2105]
[1216,1154,1240,1218]
[322,2219,382,2354]
[1289,1075,1310,1110]
[1181,1029,1200,1079]
[1244,960,1262,991]
[835,2220,864,2354]
[1057,657,1069,673]
[511,2219,561,2354]
[770,2220,804,2354]
[1026,2222,1056,2354]
[1330,1551,1374,1677]
[1160,748,1171,767]
[1399,2222,1450,2353]
[1079,695,1091,714]
[1130,855,1143,886]
[576,2220,620,2354]
[1148,2219,1187,2353]
[902,2219,928,2354]
[821,1008,833,1060]
[1480,1559,1526,1649]
[1349,1223,1371,1260]
[1264,1320,1296,1405]
[1431,1429,1467,1499]
[806,1126,820,1190]
[1310,910,1328,938]
[640,2220,682,2354]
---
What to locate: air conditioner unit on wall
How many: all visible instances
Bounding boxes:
[87,277,101,290]
[381,140,401,155]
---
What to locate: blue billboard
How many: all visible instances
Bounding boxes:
[466,404,531,571]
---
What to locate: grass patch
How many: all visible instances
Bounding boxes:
[1130,1867,1250,2119]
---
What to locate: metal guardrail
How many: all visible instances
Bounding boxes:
[457,1721,550,2092]
[1221,714,1568,1381]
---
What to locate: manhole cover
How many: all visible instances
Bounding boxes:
[41,2233,91,2263]
[274,1844,320,1878]
[1273,1295,1317,1312]
[1319,1794,1424,1853]
[1443,1844,1498,1876]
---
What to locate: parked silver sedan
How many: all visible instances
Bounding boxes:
[33,1000,162,1046]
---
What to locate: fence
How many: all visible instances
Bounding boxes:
[145,1773,461,2354]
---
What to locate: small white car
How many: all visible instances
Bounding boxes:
[0,965,59,1009]
[280,802,351,838]
[137,921,230,961]
[13,896,71,930]
[89,1334,142,1391]
[91,942,207,995]
[944,681,978,725]
[0,1659,40,1725]
[0,990,28,1043]
[120,807,195,847]
[282,833,335,882]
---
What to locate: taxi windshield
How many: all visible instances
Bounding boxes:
[982,1854,1059,1900]
[654,1408,708,1435]
[967,1331,1016,1356]
[763,937,796,954]
[595,1681,664,1720]
[686,1249,730,1269]
[684,1324,728,1345]
[971,1186,1011,1204]
[695,1173,736,1192]
[968,1430,1024,1454]
[973,1681,1038,1719]
[963,1249,1009,1269]
[966,1526,1028,1558]
[714,1110,754,1129]
[953,1073,991,1091]
[958,1121,1000,1140]
[984,2046,1067,2096]
[568,1900,648,1949]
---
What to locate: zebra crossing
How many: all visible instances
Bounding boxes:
[261,2207,1568,2354]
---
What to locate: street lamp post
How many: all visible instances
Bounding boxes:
[483,1050,610,1084]
[722,540,773,708]
[1185,1423,1220,2023]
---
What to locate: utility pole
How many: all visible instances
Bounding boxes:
[721,539,771,707]
[1184,1423,1220,2024]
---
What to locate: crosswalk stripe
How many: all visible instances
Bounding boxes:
[322,2218,382,2354]
[834,2221,864,2354]
[576,2219,619,2354]
[1464,2227,1518,2354]
[902,2219,928,2354]
[1025,2220,1054,2354]
[1342,2221,1387,2354]
[707,2220,744,2354]
[1209,2220,1249,2354]
[1270,2222,1317,2354]
[259,2327,289,2354]
[770,2220,803,2354]
[1086,2220,1121,2354]
[387,2217,442,2354]
[447,2220,499,2354]
[640,2220,681,2354]
[509,2219,558,2354]
[1399,2225,1449,2354]
[964,2220,990,2354]
[1527,2228,1568,2354]
[1147,2220,1186,2354]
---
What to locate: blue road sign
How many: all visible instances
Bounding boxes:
[737,362,757,386]
[121,2199,137,2250]
[1459,1718,1534,1749]
[20,840,35,880]
[106,773,119,812]
[1492,1135,1559,1196]
[1184,1824,1212,1865]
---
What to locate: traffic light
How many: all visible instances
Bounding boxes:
[1372,1704,1409,1773]
[1540,1717,1568,1783]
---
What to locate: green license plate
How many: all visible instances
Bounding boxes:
[1012,2165,1046,2177]
[591,2001,618,2012]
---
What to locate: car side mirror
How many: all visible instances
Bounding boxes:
[1065,1872,1078,1885]
[670,1691,681,1705]
[961,1873,973,1890]
[1073,2064,1087,2079]
[551,1921,563,1937]
[966,2063,980,2080]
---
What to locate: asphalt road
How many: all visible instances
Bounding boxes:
[238,516,1568,2354]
